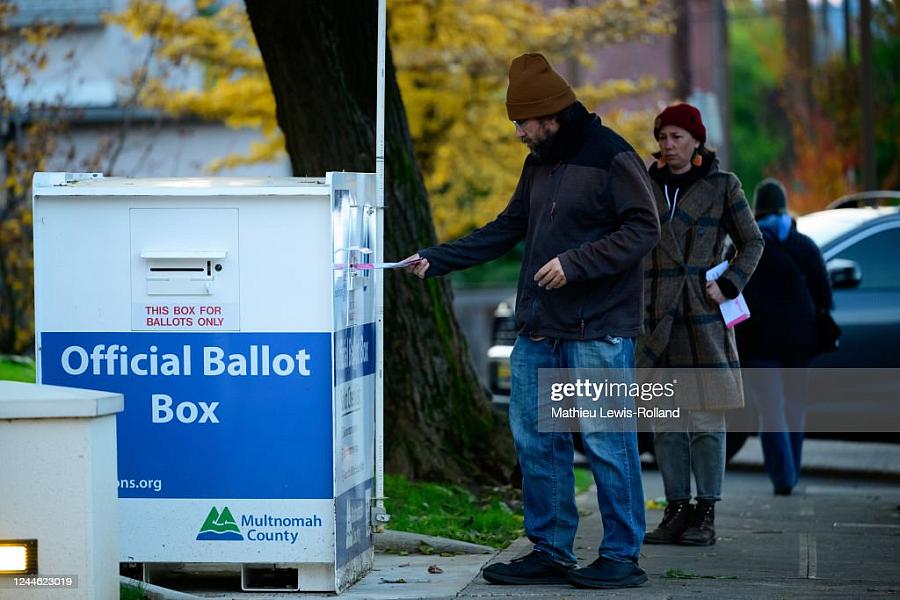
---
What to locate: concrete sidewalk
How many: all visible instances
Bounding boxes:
[143,532,496,599]
[136,440,900,599]
[461,469,900,599]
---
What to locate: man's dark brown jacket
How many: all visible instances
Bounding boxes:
[420,103,660,340]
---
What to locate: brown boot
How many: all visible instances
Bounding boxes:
[679,500,716,546]
[644,500,693,545]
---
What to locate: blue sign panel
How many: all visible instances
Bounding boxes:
[40,332,333,500]
[335,477,374,568]
[333,323,376,386]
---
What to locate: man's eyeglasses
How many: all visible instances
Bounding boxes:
[513,119,530,129]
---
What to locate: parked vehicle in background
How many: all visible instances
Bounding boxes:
[795,193,900,438]
[487,298,516,402]
[800,193,900,372]
[487,192,900,458]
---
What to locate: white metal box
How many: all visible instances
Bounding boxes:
[32,172,379,592]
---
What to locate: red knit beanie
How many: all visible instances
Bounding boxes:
[653,103,706,143]
[506,53,576,120]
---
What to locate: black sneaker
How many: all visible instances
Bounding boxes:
[482,550,573,585]
[679,499,716,546]
[644,500,693,545]
[567,556,648,589]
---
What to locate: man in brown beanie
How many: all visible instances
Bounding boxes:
[406,53,659,589]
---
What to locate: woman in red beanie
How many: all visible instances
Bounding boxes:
[637,104,763,546]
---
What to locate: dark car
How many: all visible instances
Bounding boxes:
[487,193,900,457]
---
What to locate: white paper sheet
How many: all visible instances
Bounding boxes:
[705,260,751,328]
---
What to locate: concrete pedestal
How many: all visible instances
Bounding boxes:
[0,381,123,600]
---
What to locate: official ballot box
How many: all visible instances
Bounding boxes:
[32,172,381,592]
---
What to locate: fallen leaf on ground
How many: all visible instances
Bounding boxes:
[646,497,668,510]
[418,541,435,555]
[428,564,443,574]
[662,568,736,580]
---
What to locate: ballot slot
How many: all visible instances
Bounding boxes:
[141,250,226,296]
[130,208,240,330]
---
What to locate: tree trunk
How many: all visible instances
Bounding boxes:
[672,0,692,100]
[858,0,877,190]
[785,0,814,119]
[244,0,515,484]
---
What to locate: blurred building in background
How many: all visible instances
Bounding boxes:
[546,0,730,167]
[5,0,290,177]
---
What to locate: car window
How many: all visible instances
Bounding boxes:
[834,226,900,289]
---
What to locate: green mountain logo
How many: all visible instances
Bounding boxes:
[196,506,243,541]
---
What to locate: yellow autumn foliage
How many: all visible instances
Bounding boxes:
[111,0,670,240]
[391,0,670,239]
[106,1,281,173]
[0,2,63,353]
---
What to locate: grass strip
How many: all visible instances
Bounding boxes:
[120,582,147,599]
[0,356,36,382]
[383,473,523,548]
[384,466,595,549]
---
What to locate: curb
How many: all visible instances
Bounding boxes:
[728,438,900,482]
[376,529,495,555]
[121,575,200,600]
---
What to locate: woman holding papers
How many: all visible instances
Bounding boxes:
[637,104,763,546]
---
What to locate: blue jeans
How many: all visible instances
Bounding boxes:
[743,358,811,492]
[653,410,726,502]
[509,335,645,565]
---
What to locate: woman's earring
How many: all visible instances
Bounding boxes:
[692,149,703,167]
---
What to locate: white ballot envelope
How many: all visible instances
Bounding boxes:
[335,256,425,270]
[705,260,751,328]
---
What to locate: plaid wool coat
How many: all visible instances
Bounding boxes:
[636,159,763,410]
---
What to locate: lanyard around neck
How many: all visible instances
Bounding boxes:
[663,184,679,223]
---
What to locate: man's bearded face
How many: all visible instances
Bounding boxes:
[516,118,558,159]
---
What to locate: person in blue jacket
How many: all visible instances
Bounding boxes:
[736,178,833,495]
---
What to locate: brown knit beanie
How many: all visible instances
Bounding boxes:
[506,53,576,121]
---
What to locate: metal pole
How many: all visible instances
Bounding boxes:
[374,0,388,528]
